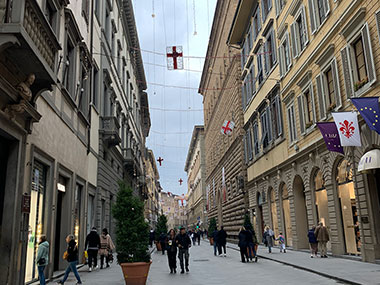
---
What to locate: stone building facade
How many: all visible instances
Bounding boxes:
[199,0,248,239]
[160,191,178,230]
[185,126,207,229]
[228,0,380,262]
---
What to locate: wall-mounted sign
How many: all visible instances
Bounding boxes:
[22,194,31,213]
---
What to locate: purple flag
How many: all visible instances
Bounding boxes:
[351,97,380,134]
[317,122,344,155]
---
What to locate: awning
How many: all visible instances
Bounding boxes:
[358,149,380,173]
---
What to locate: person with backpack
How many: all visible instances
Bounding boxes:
[56,235,82,284]
[85,227,100,272]
[36,235,49,285]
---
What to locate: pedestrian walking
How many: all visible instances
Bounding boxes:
[176,227,192,274]
[212,227,219,256]
[217,226,227,256]
[196,230,201,245]
[276,233,286,253]
[99,228,115,268]
[56,235,82,284]
[238,227,249,263]
[308,226,318,258]
[246,228,258,262]
[166,229,177,274]
[159,232,167,255]
[85,227,100,272]
[315,222,329,258]
[36,235,49,285]
[263,226,275,253]
[149,229,155,248]
[191,229,196,246]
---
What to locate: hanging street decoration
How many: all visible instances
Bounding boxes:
[332,112,361,147]
[317,122,344,155]
[178,178,183,185]
[351,97,380,134]
[166,46,183,70]
[157,156,164,166]
[221,120,235,135]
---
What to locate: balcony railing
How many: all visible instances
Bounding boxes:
[100,116,121,146]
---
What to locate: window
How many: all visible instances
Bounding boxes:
[93,65,99,108]
[291,6,309,58]
[244,127,253,162]
[105,6,111,42]
[279,32,292,77]
[270,94,283,139]
[287,103,297,143]
[257,47,264,85]
[316,57,341,118]
[275,0,285,17]
[298,83,316,134]
[82,0,90,24]
[117,44,122,74]
[260,106,272,149]
[111,30,116,58]
[253,121,260,155]
[79,64,89,115]
[247,26,253,52]
[45,0,58,34]
[64,38,75,97]
[308,0,330,33]
[241,39,247,70]
[95,0,101,21]
[261,0,272,22]
[252,7,261,41]
[264,29,277,74]
[74,184,82,243]
[122,59,126,90]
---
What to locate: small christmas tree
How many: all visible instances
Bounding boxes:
[155,214,168,241]
[112,182,150,263]
[208,217,217,237]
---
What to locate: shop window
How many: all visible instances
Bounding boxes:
[314,170,330,249]
[316,57,341,118]
[341,23,376,98]
[74,184,82,244]
[26,160,47,283]
[291,5,309,58]
[336,160,361,254]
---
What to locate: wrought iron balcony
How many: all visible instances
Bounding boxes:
[100,116,121,147]
[0,0,61,104]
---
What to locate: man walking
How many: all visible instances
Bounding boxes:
[176,227,192,274]
[217,226,227,256]
[85,227,100,272]
[212,227,219,256]
[315,222,329,258]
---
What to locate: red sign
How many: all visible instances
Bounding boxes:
[22,194,31,213]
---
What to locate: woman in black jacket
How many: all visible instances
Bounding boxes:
[238,227,249,263]
[166,229,177,273]
[56,235,82,284]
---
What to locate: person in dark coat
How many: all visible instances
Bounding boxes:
[85,227,100,271]
[57,235,82,284]
[176,227,192,274]
[159,232,167,255]
[263,226,275,253]
[217,226,227,256]
[196,230,201,245]
[315,222,329,258]
[238,227,249,263]
[246,228,258,262]
[308,225,318,258]
[212,228,219,256]
[166,229,177,273]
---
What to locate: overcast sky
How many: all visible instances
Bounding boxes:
[133,0,217,196]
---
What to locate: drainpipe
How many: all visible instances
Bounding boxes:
[87,0,95,155]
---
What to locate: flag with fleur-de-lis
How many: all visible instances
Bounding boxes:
[332,112,361,147]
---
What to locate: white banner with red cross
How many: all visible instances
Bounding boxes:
[332,112,362,147]
[166,46,183,70]
[221,120,235,135]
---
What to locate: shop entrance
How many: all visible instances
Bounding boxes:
[54,176,67,271]
[281,184,293,247]
[269,188,279,238]
[293,176,309,249]
[337,159,360,255]
[257,192,264,239]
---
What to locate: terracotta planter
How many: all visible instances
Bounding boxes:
[155,241,162,251]
[209,237,214,245]
[120,261,152,285]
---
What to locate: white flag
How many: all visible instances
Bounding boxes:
[332,112,361,147]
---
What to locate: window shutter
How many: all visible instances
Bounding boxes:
[252,66,256,94]
[241,85,246,109]
[308,0,316,33]
[298,95,305,134]
[271,31,277,64]
[316,74,326,119]
[376,11,380,45]
[275,0,280,17]
[268,0,272,12]
[291,22,298,58]
[340,46,353,99]
[330,58,342,109]
[276,96,283,136]
[309,84,317,123]
[361,23,377,85]
[279,46,284,78]
[244,134,248,164]
[267,106,273,142]
[286,33,292,67]
[257,6,262,31]
[248,129,253,160]
[262,0,266,22]
[323,0,330,17]
[264,44,270,75]
[301,5,309,45]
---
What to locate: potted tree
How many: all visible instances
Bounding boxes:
[155,214,168,251]
[112,182,151,285]
[208,217,217,245]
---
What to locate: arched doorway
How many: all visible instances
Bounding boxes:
[293,176,309,248]
[336,159,360,255]
[257,192,264,237]
[281,184,293,247]
[269,188,279,238]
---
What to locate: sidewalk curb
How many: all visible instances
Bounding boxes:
[226,245,362,285]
